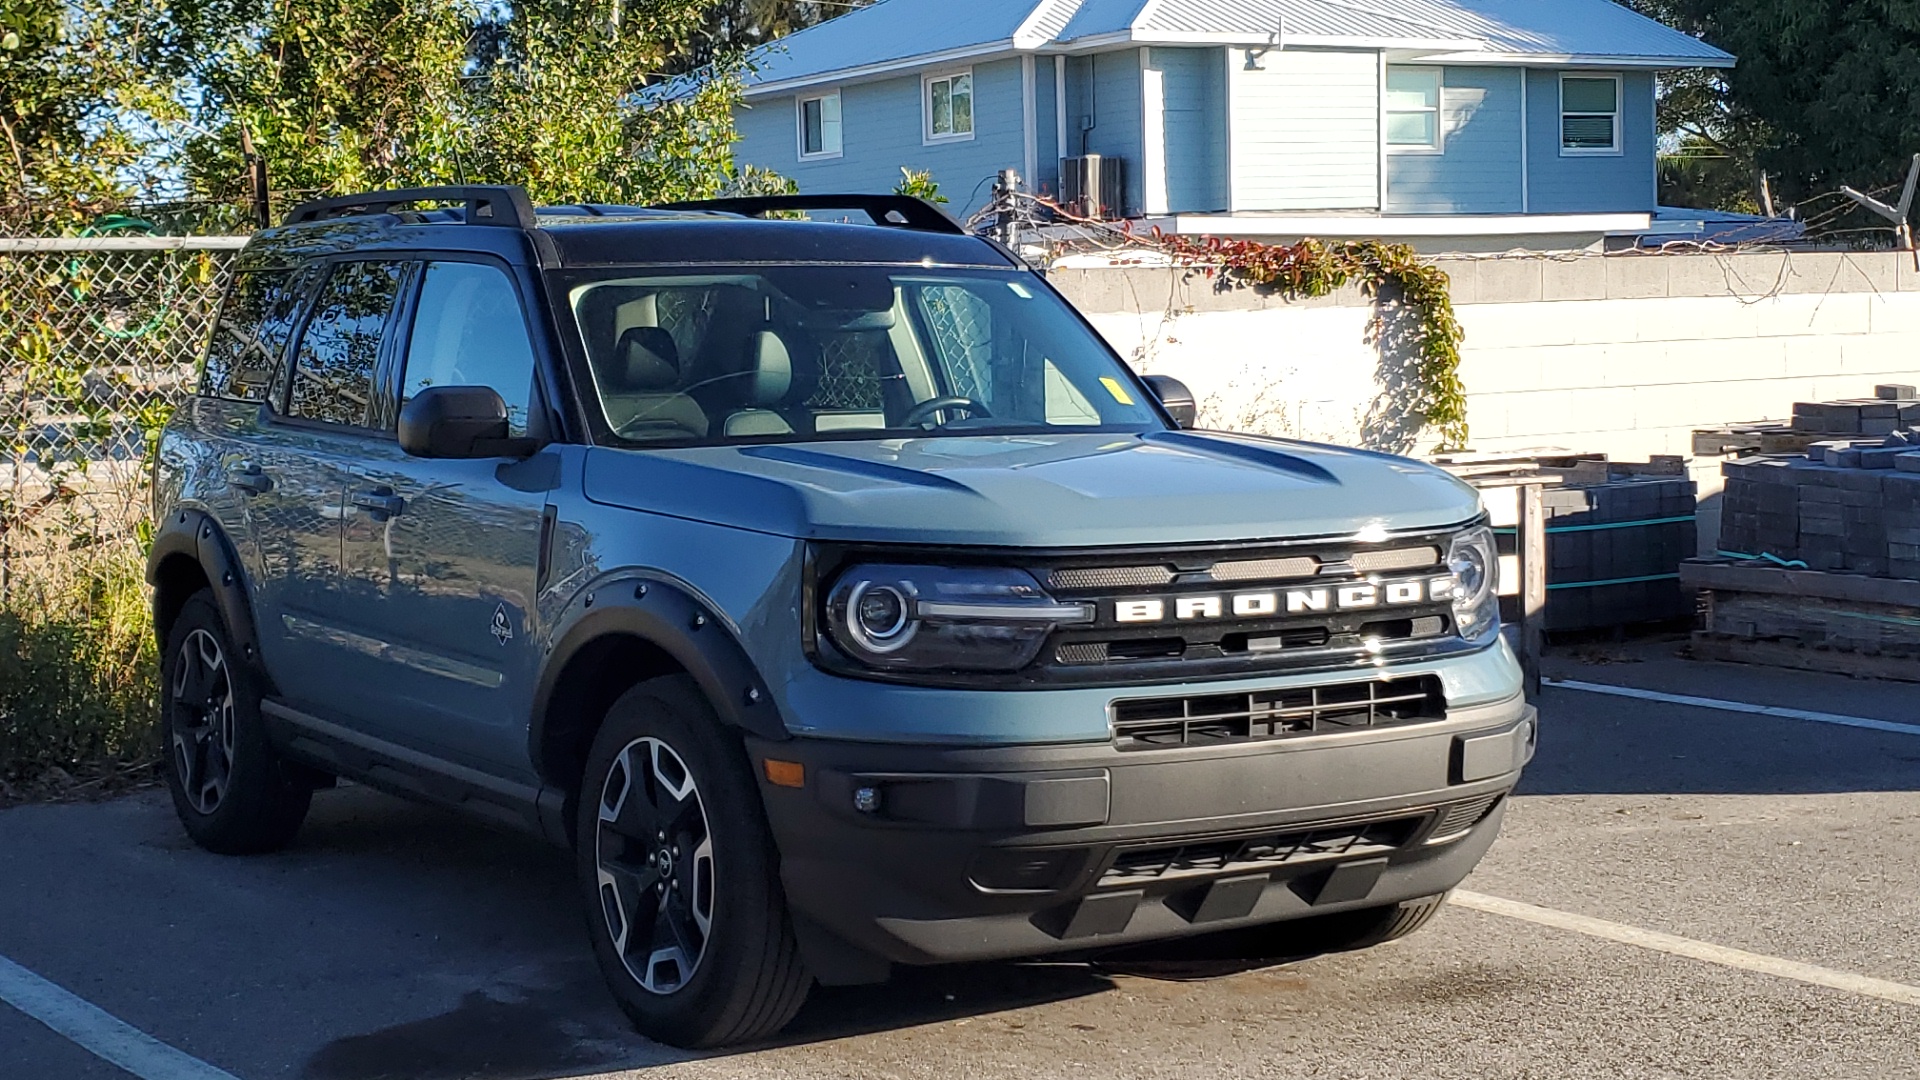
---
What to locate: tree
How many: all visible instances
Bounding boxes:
[0,0,178,229]
[665,0,870,74]
[1644,0,1920,206]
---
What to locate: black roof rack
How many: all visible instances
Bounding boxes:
[654,194,967,235]
[284,186,538,229]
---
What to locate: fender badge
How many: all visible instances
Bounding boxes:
[490,604,514,646]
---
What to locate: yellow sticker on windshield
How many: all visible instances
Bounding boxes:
[1099,377,1135,406]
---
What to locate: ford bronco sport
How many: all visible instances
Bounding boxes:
[148,185,1535,1048]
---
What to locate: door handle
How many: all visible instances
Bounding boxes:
[351,487,406,520]
[228,464,272,494]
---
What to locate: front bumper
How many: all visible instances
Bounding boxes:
[748,693,1535,978]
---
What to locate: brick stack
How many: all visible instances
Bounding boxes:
[1498,475,1697,632]
[1719,454,1920,579]
[1791,384,1920,436]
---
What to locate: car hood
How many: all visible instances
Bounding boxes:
[581,430,1482,548]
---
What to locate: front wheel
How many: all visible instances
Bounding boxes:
[160,590,312,854]
[576,675,811,1048]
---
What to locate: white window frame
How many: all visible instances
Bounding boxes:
[1384,65,1443,155]
[923,68,976,145]
[796,90,843,160]
[1559,72,1622,156]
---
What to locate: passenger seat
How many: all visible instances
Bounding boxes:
[722,330,804,437]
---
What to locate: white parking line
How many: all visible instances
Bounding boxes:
[1545,678,1920,737]
[1454,891,1920,1008]
[0,954,241,1080]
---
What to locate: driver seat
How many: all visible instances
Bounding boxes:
[601,327,709,440]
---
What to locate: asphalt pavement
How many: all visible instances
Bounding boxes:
[3,637,1918,1079]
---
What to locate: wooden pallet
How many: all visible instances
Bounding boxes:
[1691,423,1842,457]
[1680,559,1920,680]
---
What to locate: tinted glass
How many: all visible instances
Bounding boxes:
[1563,77,1618,114]
[287,261,403,426]
[201,270,305,401]
[565,266,1165,446]
[401,261,536,435]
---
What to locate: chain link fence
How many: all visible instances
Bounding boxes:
[0,238,241,597]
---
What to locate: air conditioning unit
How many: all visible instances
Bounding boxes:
[1060,155,1126,220]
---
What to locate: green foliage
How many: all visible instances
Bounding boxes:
[1641,0,1920,204]
[1153,234,1469,451]
[666,0,871,74]
[0,0,181,229]
[0,553,157,791]
[1660,137,1763,216]
[894,168,948,204]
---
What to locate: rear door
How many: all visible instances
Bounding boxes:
[335,257,552,774]
[247,259,409,716]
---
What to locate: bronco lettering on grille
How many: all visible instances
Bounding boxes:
[1112,575,1455,624]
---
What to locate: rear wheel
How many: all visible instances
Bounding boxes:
[576,675,811,1048]
[160,590,312,854]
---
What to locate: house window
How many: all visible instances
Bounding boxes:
[1385,66,1442,152]
[798,91,842,158]
[925,70,974,142]
[1561,74,1621,154]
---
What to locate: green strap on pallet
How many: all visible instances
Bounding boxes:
[1492,514,1696,537]
[1545,572,1682,591]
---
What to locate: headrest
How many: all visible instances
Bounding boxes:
[615,327,679,391]
[745,330,793,406]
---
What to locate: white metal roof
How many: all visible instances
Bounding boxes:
[738,0,1731,97]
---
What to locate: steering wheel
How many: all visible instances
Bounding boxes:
[901,396,990,428]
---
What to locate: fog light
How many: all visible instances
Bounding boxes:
[852,786,881,814]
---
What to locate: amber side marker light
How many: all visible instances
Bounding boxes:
[763,759,806,788]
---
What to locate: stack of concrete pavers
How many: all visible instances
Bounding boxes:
[1791,384,1920,437]
[1720,444,1920,580]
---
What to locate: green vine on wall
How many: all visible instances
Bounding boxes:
[1143,233,1469,452]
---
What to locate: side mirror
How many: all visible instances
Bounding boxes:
[1143,374,1197,430]
[398,386,536,459]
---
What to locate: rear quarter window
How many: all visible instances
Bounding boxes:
[200,270,307,401]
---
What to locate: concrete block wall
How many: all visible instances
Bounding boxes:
[1051,251,1920,463]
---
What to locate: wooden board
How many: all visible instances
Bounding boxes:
[1691,633,1920,683]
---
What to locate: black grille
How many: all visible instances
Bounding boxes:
[1100,815,1423,886]
[1428,793,1502,840]
[1110,675,1445,750]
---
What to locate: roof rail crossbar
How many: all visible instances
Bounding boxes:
[284,186,538,229]
[654,195,967,235]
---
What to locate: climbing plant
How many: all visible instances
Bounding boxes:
[1149,232,1469,451]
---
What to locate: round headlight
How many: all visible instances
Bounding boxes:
[845,581,916,652]
[1449,541,1490,603]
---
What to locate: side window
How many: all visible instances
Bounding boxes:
[287,261,404,427]
[201,270,305,401]
[401,261,536,435]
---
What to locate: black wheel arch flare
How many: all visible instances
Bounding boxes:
[146,507,272,690]
[530,573,791,790]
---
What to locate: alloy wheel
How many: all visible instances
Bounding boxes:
[595,736,716,995]
[170,628,237,815]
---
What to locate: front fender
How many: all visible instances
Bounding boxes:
[147,507,269,684]
[531,572,791,761]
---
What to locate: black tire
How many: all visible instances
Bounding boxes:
[576,675,811,1048]
[160,589,312,854]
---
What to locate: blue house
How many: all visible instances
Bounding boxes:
[728,0,1734,249]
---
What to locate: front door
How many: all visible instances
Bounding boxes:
[337,258,552,774]
[248,259,408,716]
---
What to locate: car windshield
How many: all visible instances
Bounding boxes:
[561,265,1166,445]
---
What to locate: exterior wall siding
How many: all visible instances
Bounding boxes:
[1524,68,1657,213]
[1228,47,1379,211]
[731,58,1027,217]
[1151,47,1229,214]
[1063,49,1146,216]
[1384,67,1524,214]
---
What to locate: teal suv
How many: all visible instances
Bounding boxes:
[148,186,1535,1047]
